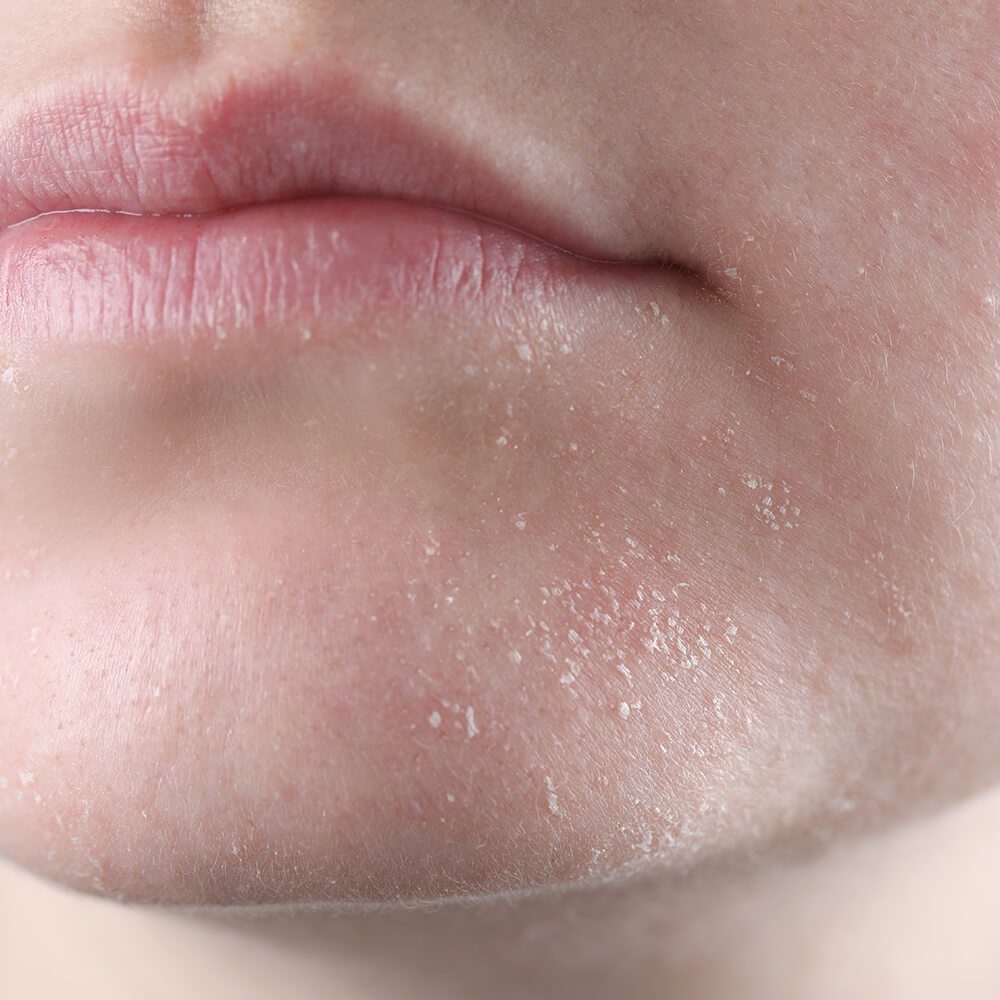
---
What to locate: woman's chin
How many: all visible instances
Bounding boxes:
[2,295,996,909]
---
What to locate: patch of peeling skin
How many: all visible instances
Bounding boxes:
[738,473,801,532]
[425,700,481,739]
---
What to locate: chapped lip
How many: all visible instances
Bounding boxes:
[0,62,707,358]
[0,62,627,263]
[0,60,709,359]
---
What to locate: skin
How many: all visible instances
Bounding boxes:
[2,0,1000,995]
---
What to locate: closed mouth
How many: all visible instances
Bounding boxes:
[0,61,700,360]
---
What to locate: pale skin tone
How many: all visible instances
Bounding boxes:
[3,1,1000,997]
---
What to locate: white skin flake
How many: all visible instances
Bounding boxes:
[544,776,561,816]
[1,366,24,392]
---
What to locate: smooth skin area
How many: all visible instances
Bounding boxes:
[3,1,1000,996]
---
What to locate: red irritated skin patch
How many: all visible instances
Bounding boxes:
[1,4,1000,910]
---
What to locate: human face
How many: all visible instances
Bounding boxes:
[2,1,999,906]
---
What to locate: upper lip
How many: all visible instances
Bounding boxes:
[0,62,620,262]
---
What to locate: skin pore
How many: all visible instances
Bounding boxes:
[3,1,1000,996]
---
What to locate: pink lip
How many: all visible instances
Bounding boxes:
[0,64,608,258]
[0,65,678,359]
[0,196,625,358]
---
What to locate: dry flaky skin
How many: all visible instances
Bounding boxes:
[1,0,1000,919]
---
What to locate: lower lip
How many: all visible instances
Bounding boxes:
[0,199,650,361]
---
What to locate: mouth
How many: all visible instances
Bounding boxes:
[0,62,697,362]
